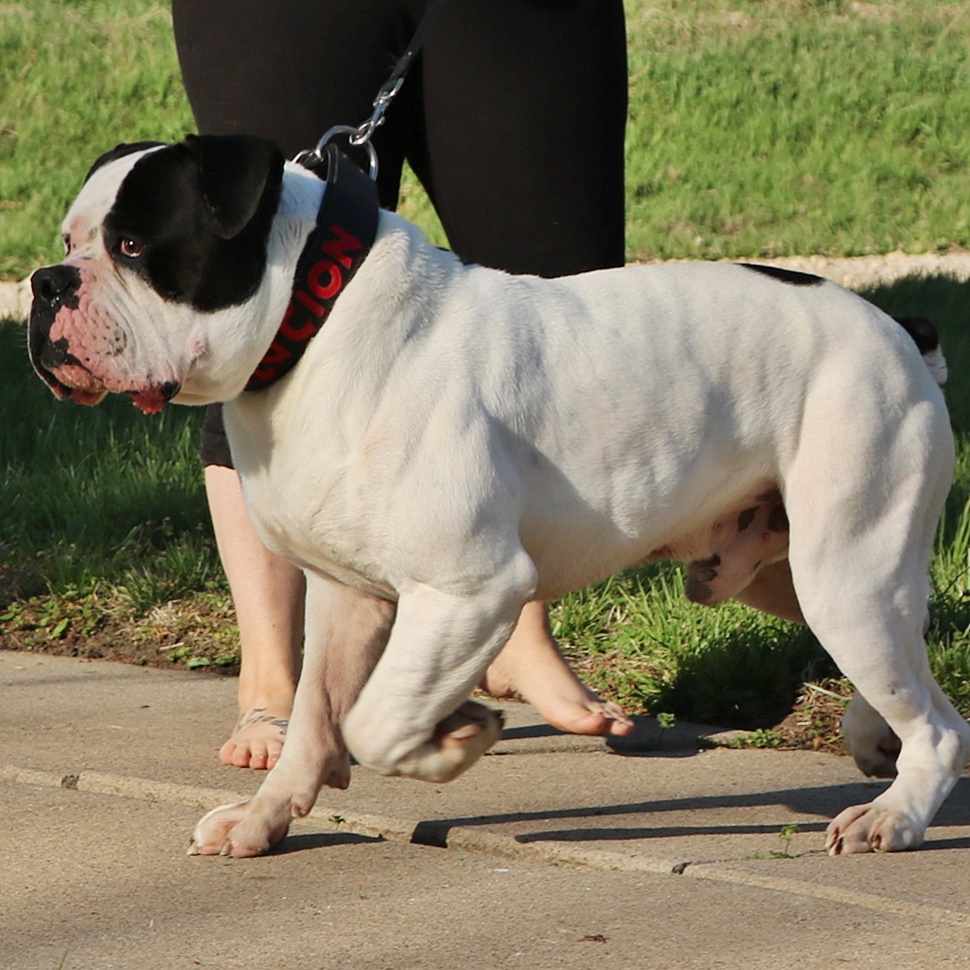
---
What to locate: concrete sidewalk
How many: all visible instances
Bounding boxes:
[1,650,968,969]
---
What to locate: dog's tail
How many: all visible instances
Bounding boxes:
[896,316,947,385]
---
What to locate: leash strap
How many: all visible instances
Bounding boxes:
[293,0,451,179]
[244,146,379,391]
[384,0,452,93]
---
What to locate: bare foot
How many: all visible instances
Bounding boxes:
[205,463,303,771]
[482,600,633,737]
[219,703,291,770]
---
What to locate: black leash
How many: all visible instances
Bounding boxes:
[293,0,451,180]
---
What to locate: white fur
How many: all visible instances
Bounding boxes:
[44,154,970,858]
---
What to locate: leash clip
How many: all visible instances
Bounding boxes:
[294,73,406,181]
[354,75,405,150]
[294,124,380,180]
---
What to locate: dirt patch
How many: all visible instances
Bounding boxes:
[768,679,851,754]
[1,593,240,675]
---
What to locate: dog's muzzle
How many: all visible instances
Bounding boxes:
[32,263,82,307]
[28,264,182,413]
[28,264,84,391]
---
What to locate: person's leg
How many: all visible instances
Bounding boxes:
[173,0,413,767]
[205,464,305,769]
[418,0,632,736]
[482,600,631,736]
[417,0,628,276]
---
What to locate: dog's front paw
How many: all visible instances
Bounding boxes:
[825,803,923,855]
[391,700,504,783]
[188,799,294,858]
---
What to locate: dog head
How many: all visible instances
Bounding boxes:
[28,134,284,413]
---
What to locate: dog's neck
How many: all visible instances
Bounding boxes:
[245,153,379,391]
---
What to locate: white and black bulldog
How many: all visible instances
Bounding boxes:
[28,134,969,857]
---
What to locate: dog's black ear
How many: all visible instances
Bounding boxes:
[183,134,285,240]
[84,142,165,184]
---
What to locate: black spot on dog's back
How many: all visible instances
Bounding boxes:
[894,316,939,356]
[739,263,825,287]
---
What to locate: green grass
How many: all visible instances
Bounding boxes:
[0,324,218,605]
[5,1,970,276]
[623,0,970,260]
[0,1,191,279]
[5,0,970,727]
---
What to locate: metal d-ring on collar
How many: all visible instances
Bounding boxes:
[292,0,451,180]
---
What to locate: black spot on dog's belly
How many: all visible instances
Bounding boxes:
[737,507,757,532]
[739,263,825,287]
[685,554,721,603]
[692,554,721,579]
[768,504,790,533]
[684,577,713,603]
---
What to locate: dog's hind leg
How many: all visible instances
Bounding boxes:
[784,399,969,854]
[189,573,395,858]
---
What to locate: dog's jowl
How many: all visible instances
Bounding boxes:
[29,135,970,858]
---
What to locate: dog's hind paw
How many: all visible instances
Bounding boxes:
[390,700,504,783]
[825,803,923,855]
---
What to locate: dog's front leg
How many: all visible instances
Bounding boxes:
[189,573,394,857]
[343,559,537,784]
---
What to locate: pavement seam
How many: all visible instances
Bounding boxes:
[5,761,969,927]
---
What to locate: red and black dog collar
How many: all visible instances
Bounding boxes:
[245,147,378,392]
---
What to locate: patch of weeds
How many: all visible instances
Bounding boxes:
[159,642,238,669]
[1,588,110,644]
[772,824,801,859]
[753,824,802,860]
[655,711,677,750]
[183,653,237,670]
[722,728,781,749]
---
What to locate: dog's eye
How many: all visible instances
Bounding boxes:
[119,238,143,259]
[117,238,144,259]
[62,234,72,255]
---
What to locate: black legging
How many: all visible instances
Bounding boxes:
[172,0,628,464]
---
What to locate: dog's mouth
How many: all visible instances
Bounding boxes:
[31,338,109,406]
[34,350,180,416]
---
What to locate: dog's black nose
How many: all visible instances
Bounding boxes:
[31,264,81,306]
